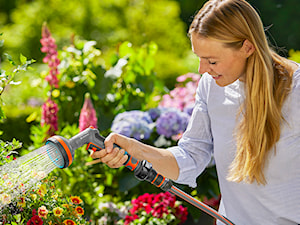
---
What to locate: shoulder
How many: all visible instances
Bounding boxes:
[292,63,300,88]
[196,73,214,101]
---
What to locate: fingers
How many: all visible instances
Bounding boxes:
[104,133,118,153]
[90,146,128,168]
[90,132,130,168]
[101,148,128,168]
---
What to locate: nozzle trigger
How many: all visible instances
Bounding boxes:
[86,143,102,152]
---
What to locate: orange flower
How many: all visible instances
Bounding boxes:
[75,206,84,215]
[38,205,49,219]
[70,196,83,205]
[63,219,77,225]
[62,203,70,210]
[53,207,64,217]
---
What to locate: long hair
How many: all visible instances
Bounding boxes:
[189,0,293,184]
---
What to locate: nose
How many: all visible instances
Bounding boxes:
[198,60,209,74]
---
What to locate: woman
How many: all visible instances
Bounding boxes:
[91,0,300,224]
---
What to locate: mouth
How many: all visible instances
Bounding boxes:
[211,75,222,80]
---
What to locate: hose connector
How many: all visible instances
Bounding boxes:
[134,160,173,192]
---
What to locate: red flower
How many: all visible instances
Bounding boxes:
[70,196,83,205]
[63,219,76,225]
[75,206,84,215]
[27,215,43,225]
[79,93,98,132]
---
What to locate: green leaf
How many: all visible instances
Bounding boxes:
[20,53,27,64]
[119,41,133,58]
[4,53,16,66]
[0,39,4,48]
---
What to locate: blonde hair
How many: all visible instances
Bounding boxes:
[189,0,293,184]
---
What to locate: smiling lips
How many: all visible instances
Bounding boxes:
[212,75,222,80]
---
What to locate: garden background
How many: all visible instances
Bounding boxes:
[0,0,300,224]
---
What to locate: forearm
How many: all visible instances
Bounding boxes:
[129,138,179,181]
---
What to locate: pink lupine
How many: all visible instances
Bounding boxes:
[79,93,98,132]
[41,98,58,136]
[40,23,60,88]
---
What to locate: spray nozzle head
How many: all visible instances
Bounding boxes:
[46,136,74,169]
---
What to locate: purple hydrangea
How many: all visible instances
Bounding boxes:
[156,108,190,138]
[111,111,153,140]
[148,107,169,121]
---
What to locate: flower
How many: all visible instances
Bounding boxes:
[1,193,11,205]
[0,177,89,224]
[27,210,43,225]
[38,205,49,219]
[122,192,188,225]
[70,196,83,205]
[17,196,26,208]
[53,207,64,217]
[63,219,77,225]
[41,98,59,136]
[156,108,190,138]
[37,184,47,197]
[111,111,153,140]
[75,206,84,215]
[40,22,60,88]
[159,73,200,112]
[79,93,98,132]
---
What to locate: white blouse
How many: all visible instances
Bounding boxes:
[167,65,300,225]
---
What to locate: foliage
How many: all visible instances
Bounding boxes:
[50,37,165,132]
[0,0,192,82]
[0,138,21,167]
[247,0,300,52]
[0,33,35,123]
[289,49,300,63]
[0,176,90,224]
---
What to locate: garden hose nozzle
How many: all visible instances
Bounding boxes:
[45,126,173,191]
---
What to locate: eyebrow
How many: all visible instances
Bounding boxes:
[192,51,218,60]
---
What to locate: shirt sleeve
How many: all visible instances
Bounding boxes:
[166,73,214,188]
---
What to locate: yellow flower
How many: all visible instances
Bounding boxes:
[75,206,84,215]
[63,219,77,225]
[53,207,64,217]
[51,193,58,200]
[17,197,26,207]
[1,193,11,205]
[52,89,60,98]
[37,184,47,197]
[65,81,76,89]
[38,205,49,219]
[70,196,83,205]
[30,194,37,201]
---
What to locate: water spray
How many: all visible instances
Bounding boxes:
[44,127,235,225]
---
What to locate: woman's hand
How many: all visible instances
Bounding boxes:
[90,133,132,168]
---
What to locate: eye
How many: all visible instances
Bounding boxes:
[208,60,217,65]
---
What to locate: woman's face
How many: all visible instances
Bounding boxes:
[191,33,252,87]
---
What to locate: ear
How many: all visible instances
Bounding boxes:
[242,39,255,58]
